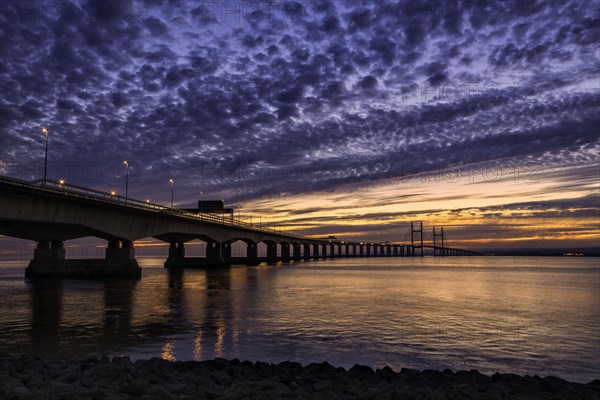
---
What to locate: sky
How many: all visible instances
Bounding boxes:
[0,0,599,251]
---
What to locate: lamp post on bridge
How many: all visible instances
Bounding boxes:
[41,127,49,186]
[123,160,129,200]
[169,179,174,208]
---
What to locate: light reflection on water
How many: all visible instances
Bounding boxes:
[0,257,598,383]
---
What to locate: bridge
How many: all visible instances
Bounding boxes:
[0,175,481,278]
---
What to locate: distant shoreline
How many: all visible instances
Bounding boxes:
[1,355,598,399]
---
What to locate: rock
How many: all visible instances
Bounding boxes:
[277,360,303,372]
[1,376,25,397]
[10,385,33,399]
[121,377,149,396]
[392,387,416,400]
[376,366,396,381]
[313,380,333,392]
[479,387,503,400]
[429,387,449,400]
[1,355,596,400]
[49,382,76,399]
[211,369,231,386]
[147,384,173,399]
[111,356,131,366]
[349,364,374,376]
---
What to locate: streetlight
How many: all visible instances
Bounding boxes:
[41,127,49,185]
[169,179,174,208]
[123,160,129,200]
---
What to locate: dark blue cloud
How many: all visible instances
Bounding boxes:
[0,0,598,213]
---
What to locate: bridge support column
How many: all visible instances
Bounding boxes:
[266,243,278,264]
[246,243,260,266]
[32,240,65,261]
[386,245,392,256]
[27,240,140,278]
[166,242,185,265]
[281,243,291,262]
[312,244,319,259]
[321,244,328,258]
[292,244,302,261]
[206,242,230,266]
[106,240,136,260]
[303,244,311,260]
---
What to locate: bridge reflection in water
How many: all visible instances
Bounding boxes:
[0,175,480,278]
[18,266,246,359]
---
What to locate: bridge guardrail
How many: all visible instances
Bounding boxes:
[0,175,313,240]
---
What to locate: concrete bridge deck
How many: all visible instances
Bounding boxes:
[0,175,480,278]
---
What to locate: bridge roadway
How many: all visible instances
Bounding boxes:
[0,175,479,278]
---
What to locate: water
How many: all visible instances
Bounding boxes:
[0,257,598,383]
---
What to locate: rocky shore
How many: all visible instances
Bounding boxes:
[1,354,598,400]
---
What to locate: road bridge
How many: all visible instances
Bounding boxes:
[0,175,481,278]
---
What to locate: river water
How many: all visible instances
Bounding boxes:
[0,256,598,383]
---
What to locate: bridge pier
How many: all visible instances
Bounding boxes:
[303,243,311,260]
[215,242,231,264]
[312,244,319,259]
[246,242,260,265]
[167,242,185,260]
[26,240,141,278]
[33,240,65,261]
[281,243,291,263]
[266,242,278,264]
[321,244,328,258]
[166,241,231,268]
[293,244,302,261]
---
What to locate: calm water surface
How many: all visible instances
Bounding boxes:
[0,257,598,383]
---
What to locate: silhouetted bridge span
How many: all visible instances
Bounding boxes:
[0,175,481,278]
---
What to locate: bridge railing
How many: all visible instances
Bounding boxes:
[0,175,310,240]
